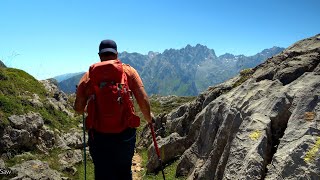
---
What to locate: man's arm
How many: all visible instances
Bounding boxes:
[126,65,153,123]
[74,73,89,114]
[74,93,86,114]
[132,86,153,124]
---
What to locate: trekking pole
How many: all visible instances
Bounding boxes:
[149,123,166,180]
[82,113,87,180]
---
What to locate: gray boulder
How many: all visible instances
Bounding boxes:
[0,158,5,168]
[41,79,60,94]
[37,126,56,153]
[60,128,85,149]
[41,79,74,117]
[146,133,187,173]
[0,113,57,154]
[9,160,62,180]
[0,113,44,152]
[8,112,44,133]
[46,96,74,117]
[54,127,89,150]
[28,94,44,108]
[54,133,71,150]
[58,149,82,175]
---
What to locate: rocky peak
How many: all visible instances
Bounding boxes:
[219,53,235,60]
[147,51,159,59]
[160,44,217,65]
[183,44,217,59]
[257,46,284,56]
[185,44,193,50]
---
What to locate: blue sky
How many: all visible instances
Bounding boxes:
[1,0,319,80]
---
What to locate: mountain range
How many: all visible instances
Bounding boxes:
[53,72,84,83]
[57,45,284,95]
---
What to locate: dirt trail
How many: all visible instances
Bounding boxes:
[132,152,143,180]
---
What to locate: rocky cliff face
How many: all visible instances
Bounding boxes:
[140,34,320,179]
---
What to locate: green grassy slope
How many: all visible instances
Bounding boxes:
[0,67,77,130]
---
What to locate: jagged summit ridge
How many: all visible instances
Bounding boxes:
[58,44,284,95]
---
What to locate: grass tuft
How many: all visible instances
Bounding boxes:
[140,148,186,180]
[233,68,254,88]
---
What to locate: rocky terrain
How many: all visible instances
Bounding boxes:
[0,66,186,179]
[58,45,283,96]
[0,68,162,180]
[0,34,318,179]
[139,34,320,179]
[0,70,87,179]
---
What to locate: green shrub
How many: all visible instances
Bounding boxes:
[0,68,8,80]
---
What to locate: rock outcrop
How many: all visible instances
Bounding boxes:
[41,79,74,117]
[59,128,86,149]
[0,112,55,154]
[0,158,5,168]
[58,149,83,175]
[142,34,320,179]
[0,64,93,180]
[0,111,88,178]
[9,160,63,180]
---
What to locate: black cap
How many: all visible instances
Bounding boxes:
[99,39,117,54]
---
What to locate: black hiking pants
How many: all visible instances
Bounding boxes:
[88,128,136,180]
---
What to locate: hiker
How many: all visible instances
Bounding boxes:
[74,39,153,180]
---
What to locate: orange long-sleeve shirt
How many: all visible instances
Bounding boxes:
[74,61,152,123]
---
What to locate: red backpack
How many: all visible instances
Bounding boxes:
[85,59,140,133]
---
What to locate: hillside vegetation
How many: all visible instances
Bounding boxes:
[0,67,84,179]
[0,67,76,130]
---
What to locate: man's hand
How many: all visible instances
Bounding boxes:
[151,112,155,122]
[148,113,155,126]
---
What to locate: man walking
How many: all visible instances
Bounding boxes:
[74,39,153,180]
